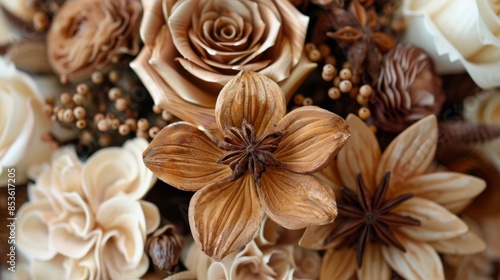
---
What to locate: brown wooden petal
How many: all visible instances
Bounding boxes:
[273,106,350,173]
[320,248,357,280]
[372,32,395,53]
[376,115,438,190]
[258,168,337,230]
[299,223,339,250]
[188,174,262,261]
[327,27,362,44]
[143,122,232,191]
[337,114,381,193]
[430,228,486,255]
[357,244,391,280]
[215,71,286,138]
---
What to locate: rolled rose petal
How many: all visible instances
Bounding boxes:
[47,0,142,82]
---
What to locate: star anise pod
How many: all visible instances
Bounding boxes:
[325,172,420,267]
[324,0,395,83]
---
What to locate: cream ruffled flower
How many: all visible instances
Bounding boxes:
[402,0,500,88]
[300,114,486,279]
[175,216,321,280]
[0,57,52,186]
[131,0,316,132]
[16,138,160,280]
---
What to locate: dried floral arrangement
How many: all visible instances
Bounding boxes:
[1,0,500,279]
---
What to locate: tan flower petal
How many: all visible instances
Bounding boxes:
[215,71,286,138]
[337,114,381,192]
[273,106,350,173]
[32,255,67,280]
[278,53,317,102]
[320,248,357,280]
[315,159,343,193]
[382,233,444,280]
[395,197,468,241]
[143,122,232,191]
[258,168,337,230]
[299,223,338,250]
[357,244,391,280]
[430,228,486,255]
[140,0,165,47]
[49,224,100,259]
[376,115,438,190]
[189,174,262,261]
[140,201,161,235]
[393,172,486,213]
[130,47,218,132]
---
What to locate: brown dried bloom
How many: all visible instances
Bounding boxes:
[131,0,316,132]
[146,224,183,272]
[371,44,445,132]
[47,0,142,82]
[143,71,350,260]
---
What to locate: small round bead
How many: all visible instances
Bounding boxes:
[106,113,116,120]
[76,119,87,129]
[369,124,378,134]
[97,119,110,131]
[356,94,369,105]
[115,98,128,111]
[43,104,53,116]
[73,93,85,105]
[91,71,104,84]
[118,124,130,136]
[339,80,353,93]
[322,64,336,76]
[33,12,49,31]
[149,126,160,138]
[94,113,105,123]
[152,105,163,114]
[318,43,331,57]
[137,118,150,131]
[324,55,336,66]
[73,106,86,120]
[308,49,322,62]
[137,130,149,140]
[108,71,121,83]
[99,135,112,147]
[76,83,89,95]
[125,118,137,131]
[111,119,120,130]
[359,85,373,97]
[342,61,352,69]
[302,97,313,106]
[304,42,317,53]
[321,72,335,82]
[60,93,72,105]
[53,106,61,114]
[358,107,371,120]
[62,109,74,123]
[339,68,352,80]
[162,110,174,121]
[293,94,304,105]
[46,96,55,106]
[328,87,342,100]
[108,87,123,101]
[333,76,341,87]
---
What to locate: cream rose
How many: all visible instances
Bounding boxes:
[16,138,160,279]
[0,57,52,186]
[131,0,316,131]
[47,0,143,82]
[402,0,500,88]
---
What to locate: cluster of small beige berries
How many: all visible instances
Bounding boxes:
[45,70,174,149]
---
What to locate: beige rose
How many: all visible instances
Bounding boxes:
[17,138,160,279]
[0,57,52,186]
[131,0,316,131]
[47,0,142,82]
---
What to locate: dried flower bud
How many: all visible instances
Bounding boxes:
[146,225,182,272]
[371,45,445,132]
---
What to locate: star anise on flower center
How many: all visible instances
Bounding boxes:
[325,172,420,267]
[215,119,285,186]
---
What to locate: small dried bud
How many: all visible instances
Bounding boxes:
[146,225,183,272]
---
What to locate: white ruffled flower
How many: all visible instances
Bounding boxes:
[402,0,500,88]
[0,57,52,185]
[16,138,160,280]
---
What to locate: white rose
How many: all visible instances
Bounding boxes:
[402,0,500,88]
[0,57,52,185]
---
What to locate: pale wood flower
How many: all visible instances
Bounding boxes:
[143,71,350,260]
[300,114,486,280]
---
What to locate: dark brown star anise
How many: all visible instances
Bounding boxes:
[325,172,420,267]
[214,119,285,186]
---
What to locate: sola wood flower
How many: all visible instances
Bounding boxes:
[300,114,486,279]
[143,71,350,260]
[16,138,160,279]
[47,0,142,82]
[131,0,316,132]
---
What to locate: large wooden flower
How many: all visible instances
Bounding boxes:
[143,71,350,260]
